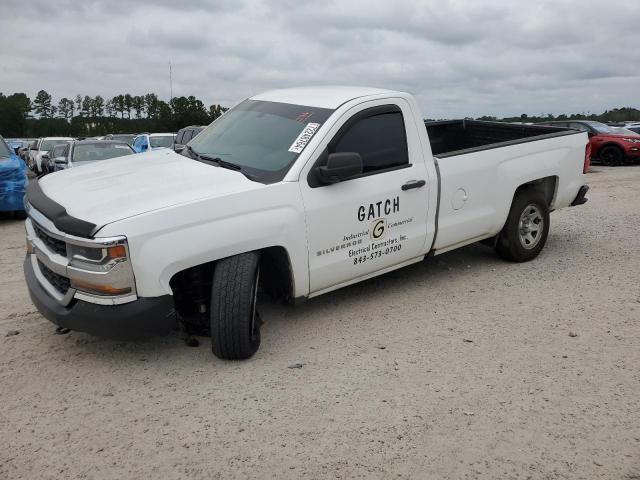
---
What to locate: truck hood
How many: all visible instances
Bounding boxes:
[38,149,263,230]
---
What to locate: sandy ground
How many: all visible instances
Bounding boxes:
[1,166,639,479]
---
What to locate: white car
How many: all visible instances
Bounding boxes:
[28,137,73,174]
[623,122,640,135]
[132,133,176,153]
[24,86,590,360]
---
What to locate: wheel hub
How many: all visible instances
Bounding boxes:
[518,204,544,250]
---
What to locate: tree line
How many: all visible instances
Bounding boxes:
[0,90,228,138]
[2,89,639,138]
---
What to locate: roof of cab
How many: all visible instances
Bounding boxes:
[250,86,401,109]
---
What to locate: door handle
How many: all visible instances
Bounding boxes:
[401,180,426,191]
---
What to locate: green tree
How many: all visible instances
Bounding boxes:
[81,95,92,117]
[91,96,105,117]
[124,94,133,119]
[57,97,74,120]
[144,93,159,119]
[132,95,144,118]
[75,94,83,115]
[0,92,31,136]
[33,90,54,118]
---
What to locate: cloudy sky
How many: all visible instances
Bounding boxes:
[1,0,639,118]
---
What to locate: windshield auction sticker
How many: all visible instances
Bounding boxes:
[288,122,320,153]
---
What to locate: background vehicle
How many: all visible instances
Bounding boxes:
[104,134,136,146]
[6,138,29,155]
[539,120,640,165]
[0,135,28,218]
[132,133,175,153]
[24,86,589,360]
[623,122,640,135]
[28,137,73,173]
[41,140,135,174]
[174,126,204,153]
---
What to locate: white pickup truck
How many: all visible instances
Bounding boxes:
[23,86,590,360]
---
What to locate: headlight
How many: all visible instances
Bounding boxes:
[67,242,135,297]
[622,137,640,143]
[68,243,127,266]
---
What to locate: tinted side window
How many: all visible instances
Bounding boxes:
[332,112,408,174]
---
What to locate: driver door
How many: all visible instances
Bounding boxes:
[300,100,431,294]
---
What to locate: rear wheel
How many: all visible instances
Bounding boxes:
[495,190,550,262]
[599,145,624,166]
[210,252,261,360]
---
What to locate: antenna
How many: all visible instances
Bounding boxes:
[169,61,173,103]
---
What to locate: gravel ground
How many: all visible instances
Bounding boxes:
[1,166,639,479]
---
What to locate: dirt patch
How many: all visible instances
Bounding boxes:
[1,167,639,479]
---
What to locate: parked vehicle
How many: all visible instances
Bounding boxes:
[623,122,640,135]
[539,120,640,165]
[41,140,135,175]
[132,133,175,153]
[23,86,589,360]
[174,126,205,153]
[103,134,136,146]
[0,135,28,218]
[6,139,29,155]
[28,137,73,173]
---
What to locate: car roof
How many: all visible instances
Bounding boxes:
[42,137,74,140]
[250,85,401,109]
[73,140,132,146]
[148,133,175,137]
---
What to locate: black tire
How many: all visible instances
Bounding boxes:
[599,145,624,166]
[210,252,261,360]
[495,190,550,262]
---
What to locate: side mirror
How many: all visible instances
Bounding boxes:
[316,152,363,184]
[140,144,148,151]
[587,132,595,137]
[174,144,185,154]
[41,154,50,160]
[54,156,67,164]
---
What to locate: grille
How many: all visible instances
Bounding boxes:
[33,223,67,257]
[37,259,71,295]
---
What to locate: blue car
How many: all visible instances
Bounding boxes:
[0,135,28,217]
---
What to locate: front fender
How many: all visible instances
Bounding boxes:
[98,183,309,298]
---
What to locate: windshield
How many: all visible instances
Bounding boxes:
[188,99,334,183]
[41,139,71,151]
[583,121,616,134]
[111,135,135,145]
[149,135,174,148]
[0,138,12,158]
[72,143,134,162]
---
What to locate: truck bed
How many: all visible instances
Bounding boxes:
[425,119,576,158]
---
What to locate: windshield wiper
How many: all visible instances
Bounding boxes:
[186,145,256,180]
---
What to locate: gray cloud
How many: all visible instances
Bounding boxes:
[1,0,639,118]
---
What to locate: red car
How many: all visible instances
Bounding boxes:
[540,120,640,165]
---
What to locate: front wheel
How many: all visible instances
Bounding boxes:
[210,252,261,360]
[495,190,550,262]
[599,145,624,166]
